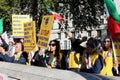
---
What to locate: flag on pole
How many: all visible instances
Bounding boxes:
[107,17,120,38]
[104,4,110,17]
[104,2,119,74]
[46,7,65,22]
[0,19,3,34]
[29,51,33,59]
[1,31,9,44]
[114,0,120,14]
[104,3,120,38]
[28,51,33,65]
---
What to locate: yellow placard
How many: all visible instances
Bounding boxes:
[24,21,36,51]
[12,15,30,37]
[37,15,54,49]
[113,38,120,64]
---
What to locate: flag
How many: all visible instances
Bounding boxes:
[28,51,33,60]
[1,31,9,44]
[28,51,33,65]
[114,0,120,14]
[0,19,3,34]
[104,3,120,38]
[107,17,120,38]
[104,4,110,17]
[46,7,65,22]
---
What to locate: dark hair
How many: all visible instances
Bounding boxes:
[72,39,81,52]
[22,51,28,63]
[87,37,101,52]
[82,36,87,42]
[102,36,112,51]
[15,41,24,51]
[49,39,60,60]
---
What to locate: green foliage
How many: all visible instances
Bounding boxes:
[0,0,11,33]
[0,0,104,35]
[54,0,104,31]
[0,0,54,34]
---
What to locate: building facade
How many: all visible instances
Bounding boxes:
[49,2,112,50]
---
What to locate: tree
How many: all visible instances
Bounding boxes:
[54,0,104,31]
[0,0,22,34]
[13,0,54,33]
[0,0,54,35]
[0,0,12,34]
[0,0,104,35]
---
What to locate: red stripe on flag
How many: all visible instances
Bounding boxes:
[107,17,120,38]
[46,7,65,22]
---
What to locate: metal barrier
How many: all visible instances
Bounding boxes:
[0,62,120,80]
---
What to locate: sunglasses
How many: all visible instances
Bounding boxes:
[49,44,56,46]
[104,40,110,43]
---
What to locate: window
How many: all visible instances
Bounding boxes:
[71,32,75,38]
[64,40,67,49]
[88,31,91,37]
[100,19,104,24]
[97,30,101,38]
[58,33,61,39]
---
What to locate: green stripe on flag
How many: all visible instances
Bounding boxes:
[0,19,3,34]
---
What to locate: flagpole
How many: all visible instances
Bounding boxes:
[111,39,119,74]
[58,22,67,32]
[28,51,32,65]
[104,2,119,74]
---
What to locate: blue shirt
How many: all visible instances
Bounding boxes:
[0,53,26,64]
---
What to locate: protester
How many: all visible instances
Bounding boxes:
[65,32,87,71]
[66,31,86,55]
[100,36,118,76]
[0,41,28,64]
[45,39,63,69]
[100,36,113,75]
[68,49,80,72]
[31,47,46,67]
[80,37,103,74]
[31,39,63,68]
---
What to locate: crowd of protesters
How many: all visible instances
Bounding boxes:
[0,32,120,76]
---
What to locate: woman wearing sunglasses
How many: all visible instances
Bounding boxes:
[80,37,103,74]
[31,39,63,69]
[45,39,63,69]
[100,36,118,76]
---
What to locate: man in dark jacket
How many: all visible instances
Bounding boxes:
[0,41,27,64]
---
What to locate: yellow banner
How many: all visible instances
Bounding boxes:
[24,21,36,52]
[37,15,54,49]
[113,38,120,64]
[12,15,30,37]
